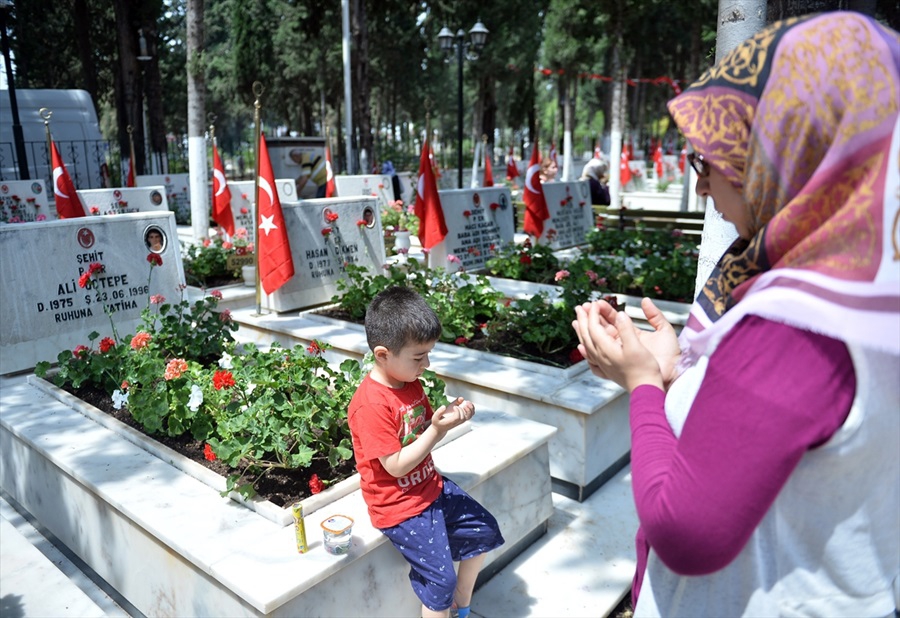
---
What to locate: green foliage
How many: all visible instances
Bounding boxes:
[484,238,561,284]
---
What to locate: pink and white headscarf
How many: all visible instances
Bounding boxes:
[667,12,900,363]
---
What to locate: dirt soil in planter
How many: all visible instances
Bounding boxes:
[314,307,579,368]
[67,385,357,508]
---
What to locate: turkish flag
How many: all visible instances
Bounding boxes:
[256,133,294,294]
[414,137,448,249]
[483,146,494,187]
[324,145,336,197]
[212,144,235,236]
[653,143,663,178]
[522,141,549,238]
[620,150,633,187]
[126,159,135,187]
[505,147,519,180]
[678,147,687,175]
[51,141,86,219]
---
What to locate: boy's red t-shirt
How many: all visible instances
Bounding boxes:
[348,374,443,528]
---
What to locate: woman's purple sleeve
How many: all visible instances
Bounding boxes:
[629,315,856,576]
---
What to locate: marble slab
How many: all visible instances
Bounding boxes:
[0,180,52,223]
[77,186,168,216]
[333,174,395,210]
[0,375,555,617]
[427,187,516,272]
[262,197,386,312]
[0,212,186,375]
[226,179,298,246]
[136,173,191,222]
[536,180,594,249]
[232,308,631,501]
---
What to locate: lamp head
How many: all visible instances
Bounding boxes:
[437,26,455,54]
[468,20,489,50]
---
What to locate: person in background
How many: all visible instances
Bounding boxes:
[348,286,505,618]
[539,156,558,183]
[573,12,899,617]
[580,158,610,206]
[382,160,402,202]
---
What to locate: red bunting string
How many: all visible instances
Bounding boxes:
[512,64,682,95]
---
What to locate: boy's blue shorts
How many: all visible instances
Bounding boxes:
[378,477,505,611]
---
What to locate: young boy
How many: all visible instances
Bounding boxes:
[348,286,504,618]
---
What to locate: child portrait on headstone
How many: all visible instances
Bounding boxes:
[145,227,165,253]
[347,286,505,618]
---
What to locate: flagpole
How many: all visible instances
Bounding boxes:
[40,107,52,166]
[252,81,264,316]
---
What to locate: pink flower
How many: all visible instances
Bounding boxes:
[218,309,232,323]
[147,253,163,266]
[73,345,90,358]
[586,270,598,282]
[377,183,385,189]
[222,241,233,250]
[130,332,151,350]
[245,243,255,252]
[36,214,47,221]
[421,248,431,255]
[447,254,461,264]
[202,238,212,247]
[99,337,116,353]
[554,270,570,282]
[164,358,188,381]
[209,290,223,299]
[150,294,165,304]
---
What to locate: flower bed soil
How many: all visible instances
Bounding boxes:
[66,384,357,507]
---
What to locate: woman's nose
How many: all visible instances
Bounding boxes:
[695,178,710,197]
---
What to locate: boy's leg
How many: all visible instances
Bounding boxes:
[422,605,450,618]
[454,552,487,608]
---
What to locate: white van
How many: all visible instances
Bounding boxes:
[0,89,108,189]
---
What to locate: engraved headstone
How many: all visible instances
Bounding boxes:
[136,173,191,223]
[0,212,186,374]
[333,175,396,209]
[77,187,168,216]
[536,180,594,249]
[224,179,297,246]
[426,187,516,272]
[0,180,51,223]
[263,197,385,312]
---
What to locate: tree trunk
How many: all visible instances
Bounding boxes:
[608,40,625,210]
[113,0,144,174]
[693,0,766,296]
[187,0,208,241]
[71,0,99,109]
[143,19,167,174]
[351,0,372,172]
[562,78,576,181]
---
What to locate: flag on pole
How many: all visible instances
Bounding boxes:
[653,142,664,178]
[51,141,86,219]
[212,144,235,236]
[324,144,336,197]
[678,146,687,175]
[483,146,494,187]
[523,141,549,238]
[414,136,448,249]
[620,149,633,187]
[126,159,135,187]
[428,142,441,178]
[505,147,519,180]
[256,133,294,294]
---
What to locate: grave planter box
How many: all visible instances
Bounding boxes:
[1,375,555,617]
[232,306,631,502]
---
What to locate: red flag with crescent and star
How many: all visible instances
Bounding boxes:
[414,136,448,249]
[256,133,294,294]
[212,144,235,236]
[483,146,494,187]
[505,147,519,180]
[653,142,664,178]
[620,149,633,187]
[324,144,336,198]
[522,140,549,238]
[51,141,86,219]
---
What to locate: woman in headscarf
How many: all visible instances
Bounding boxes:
[581,158,610,206]
[574,12,899,616]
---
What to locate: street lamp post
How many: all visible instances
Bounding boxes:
[438,20,488,189]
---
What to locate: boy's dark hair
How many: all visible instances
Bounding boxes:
[365,286,442,351]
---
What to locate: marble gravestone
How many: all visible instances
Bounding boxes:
[136,173,191,222]
[535,180,594,249]
[263,197,385,312]
[76,187,169,216]
[333,174,396,208]
[0,180,51,223]
[0,212,186,374]
[225,179,298,246]
[427,187,515,272]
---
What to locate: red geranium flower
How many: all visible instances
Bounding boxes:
[455,336,469,345]
[99,337,116,353]
[213,370,235,390]
[325,211,339,223]
[307,341,322,355]
[309,474,324,494]
[147,253,163,266]
[203,444,217,461]
[519,254,532,265]
[210,290,223,299]
[73,345,90,358]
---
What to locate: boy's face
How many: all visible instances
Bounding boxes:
[375,339,435,388]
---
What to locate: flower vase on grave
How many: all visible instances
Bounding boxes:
[242,265,257,287]
[393,230,411,253]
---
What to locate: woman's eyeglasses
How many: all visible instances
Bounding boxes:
[687,152,710,178]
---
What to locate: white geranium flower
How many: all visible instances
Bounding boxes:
[218,351,233,369]
[245,382,257,396]
[112,389,129,410]
[187,384,204,412]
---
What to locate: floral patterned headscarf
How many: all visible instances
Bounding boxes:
[668,12,900,359]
